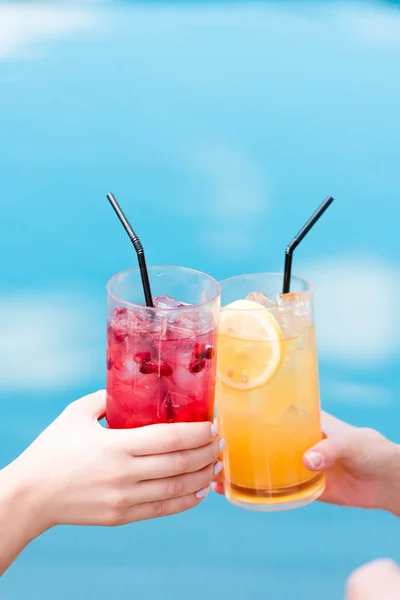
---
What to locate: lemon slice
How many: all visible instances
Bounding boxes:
[217,299,283,391]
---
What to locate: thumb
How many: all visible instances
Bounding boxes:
[303,432,359,471]
[68,390,107,421]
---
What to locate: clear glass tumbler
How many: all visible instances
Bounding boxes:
[215,272,325,511]
[106,265,221,429]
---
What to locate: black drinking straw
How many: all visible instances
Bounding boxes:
[106,193,154,308]
[282,196,334,294]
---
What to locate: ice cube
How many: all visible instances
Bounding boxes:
[152,296,214,345]
[111,306,146,333]
[283,403,310,424]
[152,296,195,338]
[246,291,277,309]
[160,391,205,423]
[109,310,133,343]
[113,356,141,381]
[109,306,164,345]
[165,308,202,343]
[277,291,311,316]
[165,324,197,356]
[172,363,206,391]
[153,295,185,309]
[276,291,312,338]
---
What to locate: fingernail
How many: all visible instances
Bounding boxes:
[214,460,223,476]
[218,438,226,452]
[305,451,324,469]
[211,423,218,437]
[196,487,209,499]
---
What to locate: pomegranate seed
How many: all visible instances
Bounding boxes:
[202,345,215,360]
[112,328,127,344]
[189,358,206,374]
[107,357,113,370]
[194,343,215,360]
[158,361,173,377]
[134,351,152,364]
[193,343,203,359]
[139,360,156,374]
[114,306,128,316]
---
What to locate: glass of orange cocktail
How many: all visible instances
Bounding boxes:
[215,272,325,511]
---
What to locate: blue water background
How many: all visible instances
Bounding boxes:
[1,1,400,598]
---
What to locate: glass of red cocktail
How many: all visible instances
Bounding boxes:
[106,265,221,429]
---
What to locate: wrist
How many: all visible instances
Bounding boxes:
[0,458,51,542]
[378,441,400,517]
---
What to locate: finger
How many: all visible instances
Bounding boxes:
[213,433,225,484]
[346,559,400,600]
[303,437,344,471]
[301,410,350,470]
[120,491,207,524]
[212,482,225,495]
[213,466,224,483]
[134,438,223,480]
[127,463,218,504]
[113,421,218,456]
[303,428,362,471]
[65,390,107,421]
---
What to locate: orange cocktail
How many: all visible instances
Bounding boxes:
[215,273,324,511]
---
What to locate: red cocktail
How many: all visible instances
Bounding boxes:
[106,266,221,429]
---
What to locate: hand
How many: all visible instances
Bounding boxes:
[302,412,400,513]
[212,412,400,515]
[346,559,400,599]
[5,390,223,533]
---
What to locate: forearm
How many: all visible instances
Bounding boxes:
[0,461,46,576]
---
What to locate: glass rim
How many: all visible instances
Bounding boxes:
[107,264,222,312]
[219,272,312,309]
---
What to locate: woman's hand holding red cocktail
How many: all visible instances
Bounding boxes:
[0,390,223,576]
